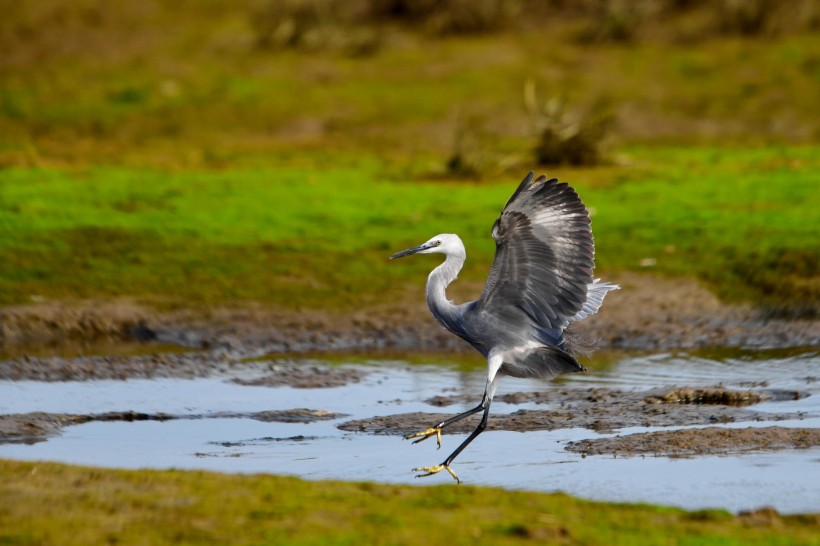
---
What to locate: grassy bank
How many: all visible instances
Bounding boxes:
[2,2,818,315]
[1,459,817,545]
[1,146,817,314]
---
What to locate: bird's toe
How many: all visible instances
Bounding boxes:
[404,426,443,448]
[412,464,460,483]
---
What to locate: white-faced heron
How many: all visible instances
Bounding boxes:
[390,172,619,482]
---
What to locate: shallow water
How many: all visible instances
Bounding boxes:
[1,350,819,514]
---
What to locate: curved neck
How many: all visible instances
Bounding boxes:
[426,250,466,328]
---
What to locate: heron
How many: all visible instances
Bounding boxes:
[390,172,618,483]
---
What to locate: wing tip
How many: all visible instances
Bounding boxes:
[533,173,559,186]
[504,171,536,210]
[511,171,564,195]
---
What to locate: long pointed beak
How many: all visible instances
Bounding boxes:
[390,242,431,260]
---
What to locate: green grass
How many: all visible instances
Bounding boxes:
[589,146,820,314]
[0,2,817,315]
[1,146,817,313]
[1,460,817,545]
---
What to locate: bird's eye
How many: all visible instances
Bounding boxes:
[434,240,441,246]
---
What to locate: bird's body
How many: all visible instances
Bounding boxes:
[391,172,618,482]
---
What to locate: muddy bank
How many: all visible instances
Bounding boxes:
[232,366,363,389]
[338,385,816,456]
[0,413,87,444]
[5,385,807,455]
[0,408,345,445]
[338,386,806,436]
[0,353,365,385]
[8,381,805,451]
[2,273,819,359]
[566,427,820,457]
[427,386,805,409]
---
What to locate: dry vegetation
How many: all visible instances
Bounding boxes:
[247,0,820,48]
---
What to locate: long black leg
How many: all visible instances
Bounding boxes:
[404,391,489,446]
[412,400,492,483]
[442,401,491,467]
[435,394,488,430]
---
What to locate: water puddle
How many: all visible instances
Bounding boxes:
[1,350,818,514]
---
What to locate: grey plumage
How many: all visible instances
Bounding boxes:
[390,172,618,482]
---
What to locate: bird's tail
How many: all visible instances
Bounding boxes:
[568,279,620,324]
[563,325,598,357]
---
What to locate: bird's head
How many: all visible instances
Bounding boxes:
[390,233,464,260]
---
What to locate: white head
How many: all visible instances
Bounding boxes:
[390,233,465,259]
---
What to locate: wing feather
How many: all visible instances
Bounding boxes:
[478,173,595,337]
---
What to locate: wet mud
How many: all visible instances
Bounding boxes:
[338,384,819,457]
[338,386,807,436]
[565,427,820,457]
[1,272,818,465]
[2,273,819,361]
[0,413,86,445]
[0,409,345,445]
[426,386,804,409]
[232,365,363,389]
[0,353,365,386]
[208,435,319,448]
[2,360,812,458]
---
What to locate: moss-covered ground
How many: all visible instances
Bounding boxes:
[1,460,818,546]
[2,146,817,313]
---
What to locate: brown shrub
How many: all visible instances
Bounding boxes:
[364,0,521,34]
[525,82,615,167]
[249,0,380,54]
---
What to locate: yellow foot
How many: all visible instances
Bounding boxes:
[404,427,443,449]
[413,464,460,483]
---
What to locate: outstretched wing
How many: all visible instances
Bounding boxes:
[477,172,594,341]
